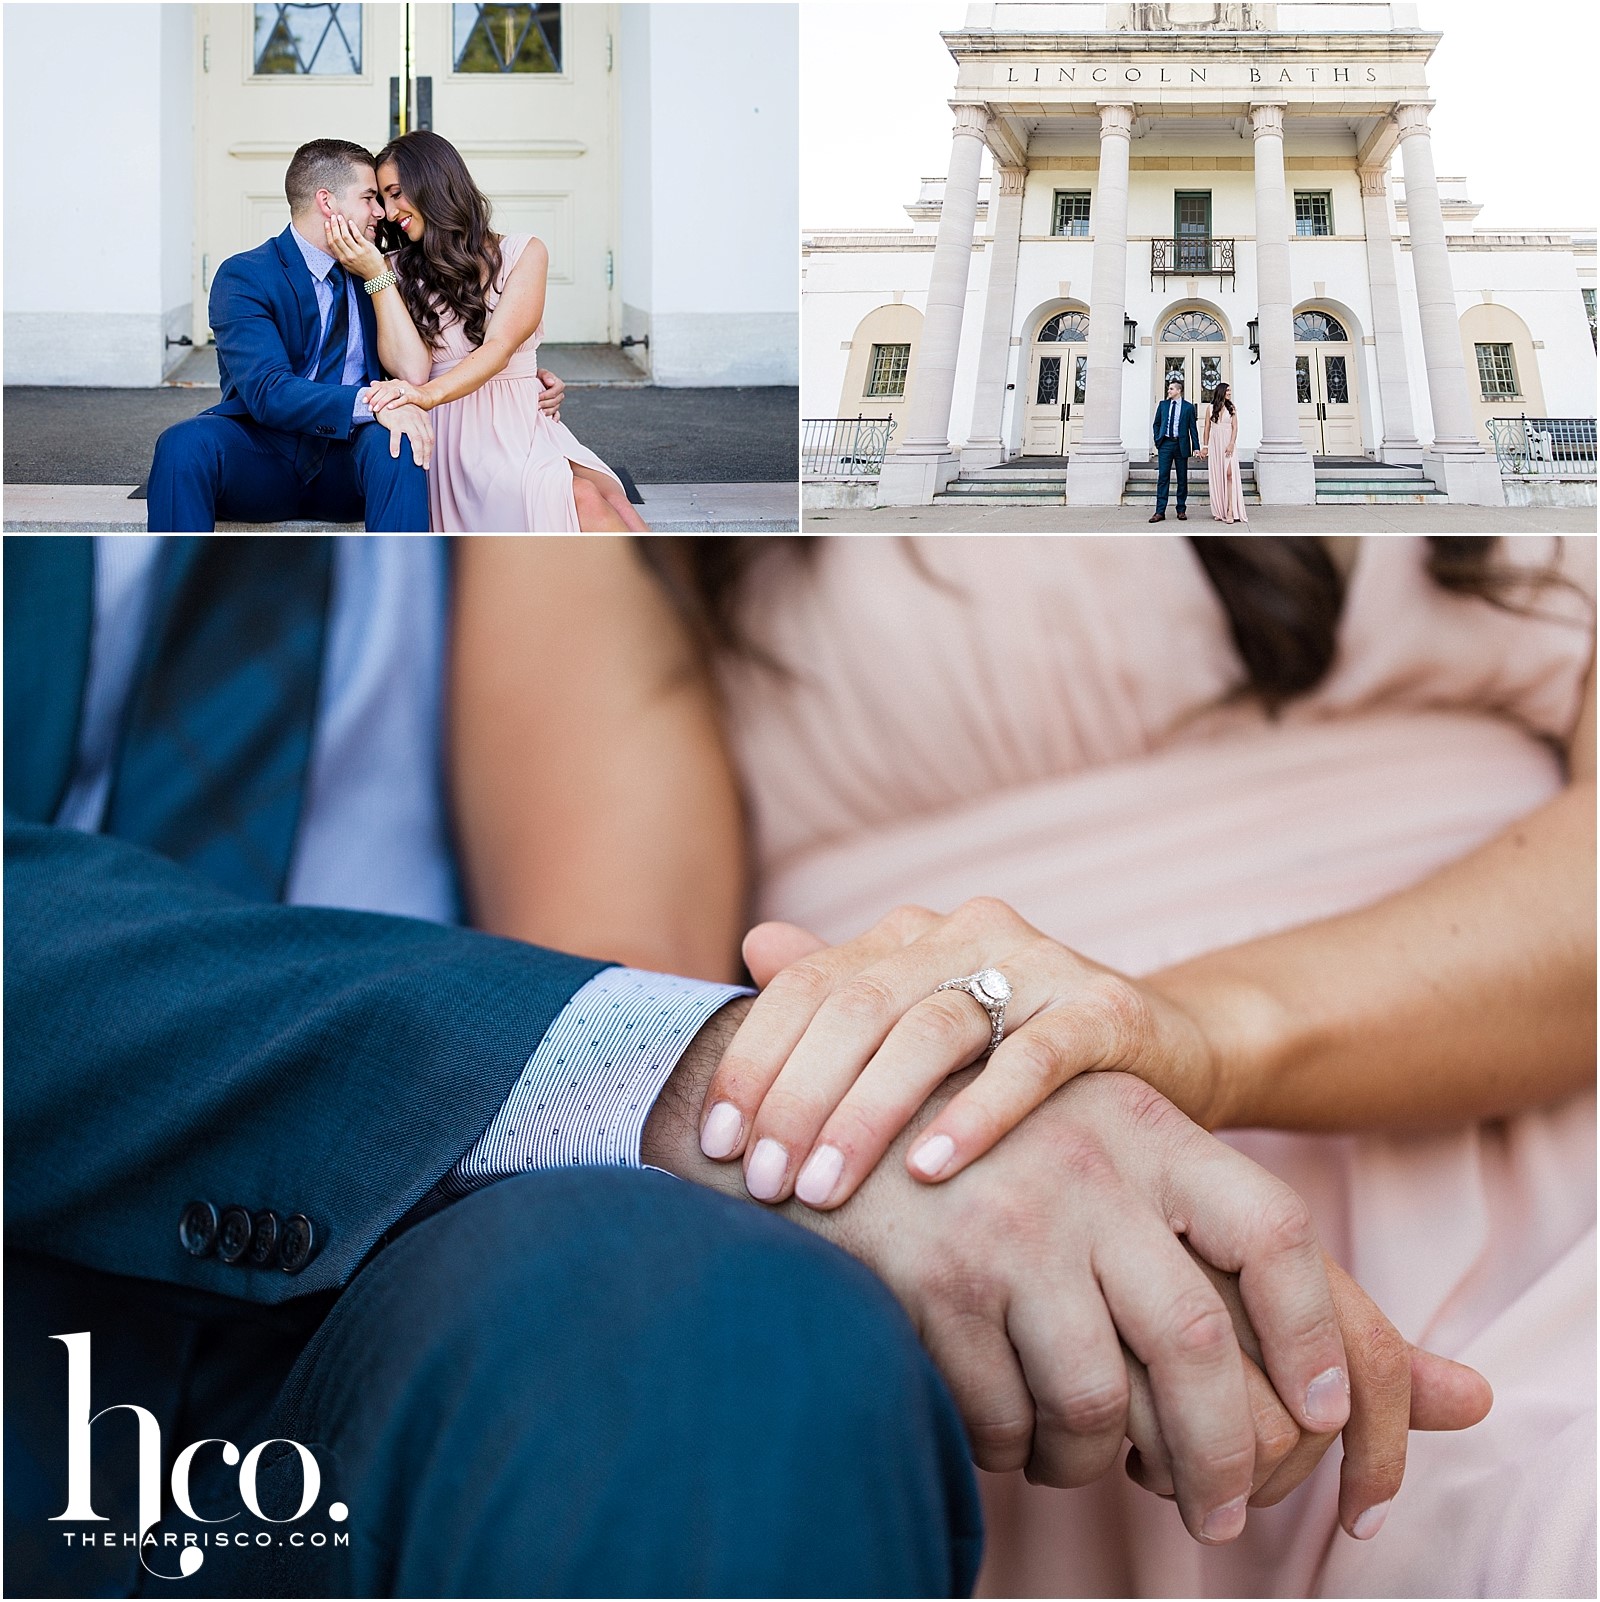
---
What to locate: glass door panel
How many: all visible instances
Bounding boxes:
[1175,192,1211,272]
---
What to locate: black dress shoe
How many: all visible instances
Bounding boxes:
[1148,513,1165,522]
[1176,509,1188,520]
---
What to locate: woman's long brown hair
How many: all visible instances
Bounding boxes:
[636,537,1578,712]
[374,129,503,352]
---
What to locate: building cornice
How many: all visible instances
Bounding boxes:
[941,30,1442,61]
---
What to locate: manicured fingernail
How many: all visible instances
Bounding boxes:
[1200,1496,1247,1543]
[795,1145,845,1208]
[1305,1366,1351,1429]
[1351,1499,1391,1540]
[745,1138,788,1201]
[909,1133,956,1178]
[700,1101,743,1160]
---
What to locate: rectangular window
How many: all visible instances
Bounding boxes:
[1175,192,1211,271]
[453,4,562,73]
[253,4,363,75]
[1584,288,1597,352]
[1474,342,1520,399]
[1052,192,1091,237]
[866,343,910,399]
[1294,192,1333,237]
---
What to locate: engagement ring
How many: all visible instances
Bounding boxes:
[934,968,1012,1055]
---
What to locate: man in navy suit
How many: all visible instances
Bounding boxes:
[1150,376,1202,522]
[4,539,1470,1597]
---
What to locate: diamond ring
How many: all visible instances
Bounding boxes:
[933,967,1013,1055]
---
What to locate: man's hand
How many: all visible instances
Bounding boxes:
[536,368,565,419]
[377,401,433,471]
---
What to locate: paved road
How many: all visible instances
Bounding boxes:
[4,384,798,487]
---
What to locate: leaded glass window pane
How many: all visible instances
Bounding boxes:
[1038,311,1090,343]
[253,4,362,75]
[1036,356,1061,406]
[866,343,909,399]
[1052,192,1091,237]
[1324,354,1349,405]
[1293,310,1348,342]
[1073,355,1088,405]
[1200,353,1223,397]
[1583,289,1596,351]
[1475,342,1519,398]
[453,4,561,73]
[1161,310,1224,343]
[1295,356,1313,405]
[1164,355,1188,390]
[1294,192,1333,237]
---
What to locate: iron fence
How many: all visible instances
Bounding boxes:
[1488,415,1597,477]
[802,415,897,477]
[1150,237,1236,290]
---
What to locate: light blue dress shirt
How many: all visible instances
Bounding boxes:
[55,537,747,1186]
[287,224,377,424]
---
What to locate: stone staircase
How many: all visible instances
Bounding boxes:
[1310,461,1447,504]
[935,465,1068,506]
[1122,459,1260,507]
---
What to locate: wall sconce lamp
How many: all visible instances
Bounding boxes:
[1123,314,1137,363]
[1247,317,1260,365]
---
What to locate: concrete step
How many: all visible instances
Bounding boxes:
[2,482,798,533]
[933,493,1066,506]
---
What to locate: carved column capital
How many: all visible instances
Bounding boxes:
[1248,101,1286,139]
[1097,102,1136,139]
[1393,102,1434,141]
[996,164,1027,198]
[951,101,992,140]
[1357,164,1388,198]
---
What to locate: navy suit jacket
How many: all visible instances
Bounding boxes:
[204,227,389,482]
[1152,398,1200,455]
[3,538,605,1308]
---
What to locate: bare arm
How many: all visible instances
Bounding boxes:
[414,238,549,411]
[1151,655,1597,1131]
[448,536,746,982]
[369,269,432,385]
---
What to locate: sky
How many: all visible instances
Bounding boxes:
[799,0,1600,231]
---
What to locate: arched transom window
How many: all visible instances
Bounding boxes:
[1161,310,1225,342]
[1037,311,1090,343]
[1293,310,1349,342]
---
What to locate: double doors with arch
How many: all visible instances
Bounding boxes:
[1154,309,1230,453]
[1023,309,1089,456]
[195,3,617,345]
[1294,309,1361,455]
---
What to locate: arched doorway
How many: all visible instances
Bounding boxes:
[1023,308,1090,455]
[1293,308,1362,456]
[1154,307,1231,433]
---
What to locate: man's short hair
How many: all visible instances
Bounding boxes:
[1167,378,1185,389]
[285,139,377,212]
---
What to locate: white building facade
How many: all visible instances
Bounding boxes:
[802,2,1596,507]
[4,2,797,389]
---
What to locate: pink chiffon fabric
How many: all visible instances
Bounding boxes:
[426,234,625,532]
[715,535,1596,1599]
[1206,407,1249,523]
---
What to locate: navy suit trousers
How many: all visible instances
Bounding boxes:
[146,415,429,533]
[10,1171,983,1598]
[1155,437,1191,515]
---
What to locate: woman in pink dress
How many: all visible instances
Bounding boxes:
[446,536,1596,1598]
[1200,381,1248,523]
[326,129,645,533]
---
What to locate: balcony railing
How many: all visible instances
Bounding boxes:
[1150,237,1236,290]
[1488,415,1597,477]
[802,415,897,477]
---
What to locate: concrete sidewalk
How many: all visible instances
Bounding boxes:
[2,482,798,533]
[804,502,1597,533]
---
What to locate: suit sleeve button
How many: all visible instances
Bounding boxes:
[248,1210,281,1267]
[180,1200,219,1257]
[279,1214,316,1274]
[218,1206,254,1263]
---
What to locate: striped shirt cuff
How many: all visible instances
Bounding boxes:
[440,966,752,1197]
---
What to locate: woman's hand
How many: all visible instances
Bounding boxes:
[699,898,1224,1209]
[323,211,388,284]
[1199,446,1209,458]
[367,379,430,414]
[536,367,565,420]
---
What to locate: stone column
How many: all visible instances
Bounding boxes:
[1065,102,1135,506]
[1248,101,1316,504]
[962,163,1027,472]
[877,103,990,506]
[1357,163,1422,465]
[1393,101,1504,504]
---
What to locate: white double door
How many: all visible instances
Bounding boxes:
[1023,347,1088,454]
[1295,343,1362,455]
[195,3,617,345]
